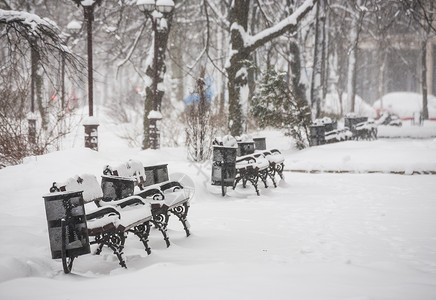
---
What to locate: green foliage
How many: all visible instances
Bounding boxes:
[251,69,311,149]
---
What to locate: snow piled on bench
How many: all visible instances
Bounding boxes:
[60,174,103,203]
[106,159,146,183]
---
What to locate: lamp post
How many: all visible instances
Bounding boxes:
[137,0,174,150]
[72,0,102,151]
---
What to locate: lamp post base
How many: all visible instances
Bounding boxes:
[149,118,160,150]
[84,124,99,151]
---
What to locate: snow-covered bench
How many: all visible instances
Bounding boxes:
[233,153,270,196]
[325,128,353,143]
[102,160,191,247]
[256,149,285,186]
[354,121,377,140]
[213,135,285,195]
[49,174,153,273]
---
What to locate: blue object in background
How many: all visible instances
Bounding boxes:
[184,77,214,105]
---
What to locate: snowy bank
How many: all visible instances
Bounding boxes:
[373,92,436,119]
[377,121,436,139]
[285,138,436,174]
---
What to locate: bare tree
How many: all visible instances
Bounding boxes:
[185,76,216,162]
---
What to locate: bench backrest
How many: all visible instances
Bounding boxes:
[55,174,103,204]
[143,164,169,186]
[105,160,170,188]
[103,159,146,186]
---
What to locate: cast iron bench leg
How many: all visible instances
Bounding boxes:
[268,165,277,188]
[170,202,191,237]
[152,208,171,247]
[246,171,260,196]
[259,169,268,188]
[276,163,284,180]
[129,221,152,255]
[94,231,127,268]
[233,173,243,190]
[61,219,75,274]
[108,232,127,268]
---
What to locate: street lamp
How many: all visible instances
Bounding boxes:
[137,0,174,150]
[72,0,102,151]
[67,20,82,33]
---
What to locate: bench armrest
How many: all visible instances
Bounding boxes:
[86,206,121,220]
[98,196,145,208]
[236,156,256,164]
[160,181,183,192]
[136,188,164,200]
[269,149,281,155]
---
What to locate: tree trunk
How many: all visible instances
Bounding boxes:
[31,44,47,130]
[310,1,323,118]
[227,0,250,136]
[422,36,429,119]
[169,23,184,103]
[421,0,433,120]
[289,37,307,104]
[347,15,358,113]
[322,7,329,100]
[377,49,386,111]
[142,15,173,149]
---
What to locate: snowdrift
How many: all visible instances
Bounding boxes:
[324,92,377,118]
[373,92,436,119]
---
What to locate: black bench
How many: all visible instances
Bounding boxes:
[103,160,191,247]
[233,153,270,196]
[44,174,153,273]
[354,121,377,140]
[213,135,286,196]
[257,149,285,184]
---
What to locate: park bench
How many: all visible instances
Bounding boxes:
[256,149,285,185]
[102,160,191,247]
[213,135,286,195]
[325,128,353,143]
[233,153,270,196]
[45,174,153,273]
[354,120,377,140]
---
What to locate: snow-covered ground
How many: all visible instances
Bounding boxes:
[0,117,436,299]
[286,138,436,174]
[377,120,436,139]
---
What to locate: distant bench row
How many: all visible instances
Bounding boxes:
[212,135,285,196]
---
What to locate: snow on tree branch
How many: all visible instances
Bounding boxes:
[0,9,84,77]
[244,0,316,52]
[0,9,59,35]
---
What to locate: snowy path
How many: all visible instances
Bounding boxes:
[1,163,436,299]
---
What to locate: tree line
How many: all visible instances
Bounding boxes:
[0,0,434,165]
